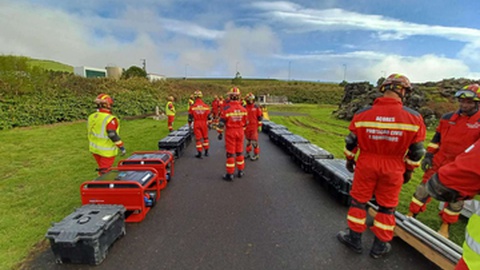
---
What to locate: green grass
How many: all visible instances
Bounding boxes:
[0,115,187,270]
[0,105,466,269]
[27,59,73,73]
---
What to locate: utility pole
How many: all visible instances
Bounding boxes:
[141,59,146,71]
[236,61,239,74]
[288,61,291,81]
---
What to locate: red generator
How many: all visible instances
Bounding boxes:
[80,167,160,223]
[117,151,174,190]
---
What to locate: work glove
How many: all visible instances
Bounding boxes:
[421,153,434,172]
[119,146,127,156]
[403,170,413,184]
[345,159,355,173]
[217,133,223,140]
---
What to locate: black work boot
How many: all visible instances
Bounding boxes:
[337,229,363,254]
[204,150,209,157]
[223,174,234,181]
[369,236,391,259]
[245,153,250,159]
[237,170,244,178]
[195,152,202,159]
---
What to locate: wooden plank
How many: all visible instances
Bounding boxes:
[367,207,456,270]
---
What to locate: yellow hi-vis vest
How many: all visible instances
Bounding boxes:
[166,101,175,116]
[87,112,120,157]
[463,200,480,269]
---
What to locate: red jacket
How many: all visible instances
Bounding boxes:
[348,97,426,170]
[189,99,211,126]
[211,99,219,115]
[245,103,263,131]
[426,110,480,165]
[219,100,247,130]
[438,138,480,198]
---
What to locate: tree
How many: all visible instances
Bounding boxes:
[122,66,147,79]
[232,71,242,85]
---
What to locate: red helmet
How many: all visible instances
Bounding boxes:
[95,93,114,108]
[380,73,412,93]
[194,90,203,98]
[455,84,480,101]
[228,87,241,96]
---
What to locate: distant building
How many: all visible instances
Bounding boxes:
[74,66,106,78]
[147,73,167,82]
[258,95,289,104]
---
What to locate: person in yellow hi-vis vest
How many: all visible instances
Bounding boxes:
[87,93,126,175]
[165,95,176,132]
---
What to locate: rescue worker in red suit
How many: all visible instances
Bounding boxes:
[188,90,211,159]
[211,95,220,129]
[217,87,248,181]
[424,138,480,270]
[87,93,126,175]
[165,95,176,132]
[407,84,480,238]
[244,93,263,161]
[338,74,426,258]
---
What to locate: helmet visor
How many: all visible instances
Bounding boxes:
[455,90,476,99]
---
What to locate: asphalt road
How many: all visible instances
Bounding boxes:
[28,130,439,270]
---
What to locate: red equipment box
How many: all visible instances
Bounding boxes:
[80,167,160,223]
[117,151,174,190]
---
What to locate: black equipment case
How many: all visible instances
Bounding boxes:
[312,159,354,206]
[45,204,126,265]
[290,143,334,173]
[158,136,186,158]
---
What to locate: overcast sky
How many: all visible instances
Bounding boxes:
[1,0,480,83]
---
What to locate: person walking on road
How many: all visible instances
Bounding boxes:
[338,73,426,259]
[211,95,220,129]
[87,93,126,175]
[188,90,211,158]
[407,84,480,238]
[216,87,248,181]
[244,92,263,161]
[424,138,480,270]
[165,95,176,132]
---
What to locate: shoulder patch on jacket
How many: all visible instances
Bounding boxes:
[402,106,421,116]
[355,106,372,115]
[441,111,455,120]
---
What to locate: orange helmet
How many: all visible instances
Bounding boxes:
[455,84,480,101]
[95,93,114,108]
[194,90,203,98]
[245,92,255,101]
[380,73,412,93]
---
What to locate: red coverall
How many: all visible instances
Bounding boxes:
[345,97,426,242]
[219,100,247,174]
[245,103,263,155]
[435,139,480,270]
[189,99,211,153]
[409,110,480,223]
